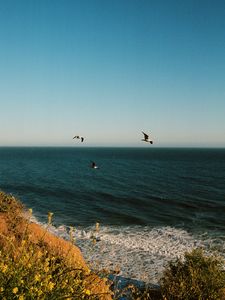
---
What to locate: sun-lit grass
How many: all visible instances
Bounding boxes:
[160,248,225,300]
[0,191,112,299]
[0,242,92,299]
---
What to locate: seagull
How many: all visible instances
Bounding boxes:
[73,135,85,142]
[91,161,98,169]
[142,131,153,144]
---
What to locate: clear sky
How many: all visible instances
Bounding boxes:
[0,0,225,147]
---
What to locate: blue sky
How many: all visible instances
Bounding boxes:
[0,0,225,147]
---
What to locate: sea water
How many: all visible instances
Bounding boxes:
[0,147,225,283]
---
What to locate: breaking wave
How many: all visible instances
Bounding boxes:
[32,216,225,284]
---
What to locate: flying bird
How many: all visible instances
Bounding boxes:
[142,131,153,144]
[91,161,98,169]
[73,135,85,142]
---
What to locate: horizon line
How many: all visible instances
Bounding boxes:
[0,145,225,149]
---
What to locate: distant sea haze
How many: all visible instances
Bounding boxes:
[0,147,225,283]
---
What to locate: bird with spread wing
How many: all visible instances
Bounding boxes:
[142,131,153,144]
[73,135,85,142]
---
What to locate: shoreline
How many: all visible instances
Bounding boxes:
[22,202,224,286]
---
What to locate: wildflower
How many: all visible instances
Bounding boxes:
[12,287,18,294]
[48,282,55,291]
[48,212,53,224]
[85,289,91,295]
[0,287,4,292]
[34,274,41,282]
[1,264,8,273]
[19,295,24,300]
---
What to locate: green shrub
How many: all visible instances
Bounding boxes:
[160,248,225,300]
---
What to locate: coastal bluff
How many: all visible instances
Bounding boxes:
[0,191,112,299]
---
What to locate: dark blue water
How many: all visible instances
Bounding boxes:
[0,147,224,234]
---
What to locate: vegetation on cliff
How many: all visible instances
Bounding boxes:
[0,191,112,299]
[160,248,225,300]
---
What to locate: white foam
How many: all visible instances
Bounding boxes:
[29,220,225,284]
[75,226,204,284]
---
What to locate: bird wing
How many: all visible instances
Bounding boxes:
[81,137,84,142]
[142,131,149,139]
[73,136,79,139]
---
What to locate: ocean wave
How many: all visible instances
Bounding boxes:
[30,217,224,285]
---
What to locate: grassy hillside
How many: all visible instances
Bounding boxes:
[0,191,112,299]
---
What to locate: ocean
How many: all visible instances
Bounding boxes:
[0,147,225,284]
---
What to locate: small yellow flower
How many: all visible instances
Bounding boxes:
[0,287,4,292]
[34,274,41,282]
[85,289,91,295]
[44,266,49,273]
[12,287,18,294]
[48,282,55,291]
[1,265,8,273]
[19,295,24,300]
